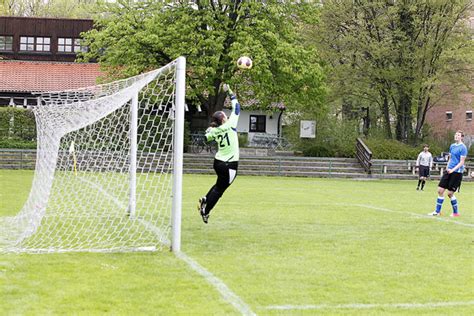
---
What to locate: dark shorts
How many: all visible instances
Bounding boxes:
[418,166,430,178]
[213,159,238,189]
[438,172,463,192]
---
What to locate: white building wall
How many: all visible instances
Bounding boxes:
[222,109,281,135]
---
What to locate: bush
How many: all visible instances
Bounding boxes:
[302,143,335,157]
[0,108,37,149]
[0,139,37,149]
[183,120,191,152]
[288,117,358,158]
[286,113,448,159]
[364,138,444,160]
[0,107,36,139]
[238,132,248,147]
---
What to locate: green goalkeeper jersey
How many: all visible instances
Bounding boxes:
[205,97,240,162]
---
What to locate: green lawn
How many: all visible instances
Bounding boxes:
[1,169,473,315]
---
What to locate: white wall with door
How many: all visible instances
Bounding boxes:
[222,109,283,142]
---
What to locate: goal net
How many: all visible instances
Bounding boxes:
[0,57,186,253]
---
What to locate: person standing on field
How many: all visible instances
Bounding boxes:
[416,144,433,191]
[429,130,468,217]
[197,84,240,224]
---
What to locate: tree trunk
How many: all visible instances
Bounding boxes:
[414,94,431,142]
[200,0,242,120]
[395,89,413,143]
[381,90,392,139]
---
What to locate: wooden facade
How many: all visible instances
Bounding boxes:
[0,16,93,62]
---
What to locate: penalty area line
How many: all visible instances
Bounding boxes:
[264,300,474,311]
[354,204,474,228]
[175,251,256,316]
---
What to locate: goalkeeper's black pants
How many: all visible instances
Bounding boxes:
[205,159,238,215]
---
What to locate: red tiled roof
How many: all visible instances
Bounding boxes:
[0,61,102,92]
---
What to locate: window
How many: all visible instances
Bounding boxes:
[58,38,87,53]
[466,111,472,121]
[58,38,72,52]
[74,38,87,52]
[249,115,266,132]
[0,36,13,51]
[20,36,50,52]
[445,111,452,121]
[36,37,50,51]
[20,36,35,51]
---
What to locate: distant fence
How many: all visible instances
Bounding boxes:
[0,149,36,169]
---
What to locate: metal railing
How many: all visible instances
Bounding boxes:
[355,138,372,174]
[190,133,217,154]
[250,133,290,150]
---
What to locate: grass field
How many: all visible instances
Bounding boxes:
[1,169,473,315]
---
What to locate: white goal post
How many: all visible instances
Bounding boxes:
[0,57,186,253]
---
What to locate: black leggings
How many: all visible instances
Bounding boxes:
[204,159,238,214]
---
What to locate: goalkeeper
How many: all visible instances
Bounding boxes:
[198,84,240,224]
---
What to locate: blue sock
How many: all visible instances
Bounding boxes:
[435,196,444,213]
[451,196,458,214]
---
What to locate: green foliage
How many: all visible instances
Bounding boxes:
[238,132,248,148]
[316,0,473,143]
[0,0,102,18]
[364,138,443,160]
[79,1,326,118]
[183,120,191,153]
[0,139,37,149]
[0,108,37,149]
[289,117,359,158]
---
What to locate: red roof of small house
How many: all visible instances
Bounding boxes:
[0,60,102,93]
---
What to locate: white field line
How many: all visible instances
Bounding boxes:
[226,200,474,228]
[175,251,256,316]
[354,203,474,228]
[136,219,255,315]
[263,202,473,312]
[75,176,127,211]
[265,300,474,311]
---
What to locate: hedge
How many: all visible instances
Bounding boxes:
[0,108,37,149]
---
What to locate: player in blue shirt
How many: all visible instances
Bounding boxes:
[429,130,468,217]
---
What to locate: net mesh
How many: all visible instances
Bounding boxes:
[0,60,181,253]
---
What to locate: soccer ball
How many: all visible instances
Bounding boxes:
[237,56,252,70]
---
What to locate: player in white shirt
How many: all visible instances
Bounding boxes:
[416,144,433,191]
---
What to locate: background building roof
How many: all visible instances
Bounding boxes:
[0,61,102,93]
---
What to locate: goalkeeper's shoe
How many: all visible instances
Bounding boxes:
[450,212,460,217]
[198,197,209,224]
[428,211,440,216]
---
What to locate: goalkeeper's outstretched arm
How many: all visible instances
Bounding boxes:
[205,84,240,141]
[224,84,240,128]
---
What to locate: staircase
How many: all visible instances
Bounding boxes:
[184,153,368,178]
[370,159,419,180]
[370,159,473,181]
[1,149,471,181]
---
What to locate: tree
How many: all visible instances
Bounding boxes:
[79,0,326,119]
[316,0,473,143]
[0,0,101,18]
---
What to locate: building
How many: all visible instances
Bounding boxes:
[424,10,474,148]
[424,91,473,148]
[0,16,284,143]
[0,16,101,107]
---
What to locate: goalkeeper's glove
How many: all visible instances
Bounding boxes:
[205,127,213,134]
[222,83,234,97]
